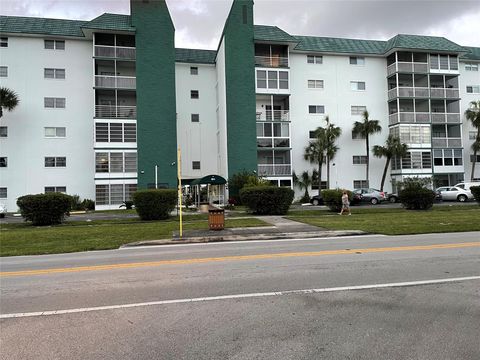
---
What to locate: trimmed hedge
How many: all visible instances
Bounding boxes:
[133,189,177,220]
[17,193,72,226]
[321,189,352,212]
[399,187,435,210]
[240,186,294,215]
[471,186,480,205]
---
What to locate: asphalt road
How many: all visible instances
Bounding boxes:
[1,232,480,359]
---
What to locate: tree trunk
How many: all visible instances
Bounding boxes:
[380,157,390,192]
[318,161,323,196]
[365,136,370,187]
[326,154,330,189]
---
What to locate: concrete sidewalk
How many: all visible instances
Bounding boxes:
[123,216,366,247]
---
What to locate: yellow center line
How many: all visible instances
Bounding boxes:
[1,242,479,278]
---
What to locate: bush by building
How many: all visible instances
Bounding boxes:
[239,186,294,215]
[470,186,480,205]
[398,178,435,210]
[16,193,72,226]
[133,189,177,220]
[321,189,352,212]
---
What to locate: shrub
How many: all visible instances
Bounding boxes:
[471,186,480,205]
[321,189,352,212]
[398,179,435,210]
[133,189,177,220]
[17,193,72,226]
[239,186,294,215]
[82,199,95,211]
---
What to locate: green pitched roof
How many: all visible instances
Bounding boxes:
[82,13,135,32]
[0,15,86,37]
[384,34,465,53]
[254,25,297,43]
[294,35,386,54]
[175,48,216,64]
[462,46,480,60]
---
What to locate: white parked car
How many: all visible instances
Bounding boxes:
[436,186,474,202]
[0,203,6,218]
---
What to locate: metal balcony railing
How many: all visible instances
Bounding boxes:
[256,110,290,122]
[255,55,289,68]
[95,75,136,89]
[257,164,292,176]
[94,45,136,60]
[95,105,136,119]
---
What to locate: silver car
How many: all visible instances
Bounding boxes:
[436,186,474,202]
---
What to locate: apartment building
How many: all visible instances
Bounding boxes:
[1,0,479,210]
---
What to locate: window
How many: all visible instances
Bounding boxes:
[309,105,325,114]
[353,180,368,188]
[44,157,66,167]
[44,127,66,138]
[190,67,198,75]
[192,161,201,170]
[0,66,7,77]
[351,106,367,115]
[44,97,66,108]
[353,156,367,165]
[95,122,137,143]
[0,187,6,198]
[191,90,199,99]
[351,81,366,91]
[466,85,480,94]
[44,40,65,50]
[44,68,65,79]
[0,37,7,47]
[0,126,7,137]
[470,131,478,140]
[191,114,200,122]
[44,186,66,193]
[307,55,323,64]
[0,157,7,167]
[95,184,137,206]
[465,63,478,71]
[350,57,365,65]
[308,80,324,89]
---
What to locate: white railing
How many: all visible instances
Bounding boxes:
[432,138,462,148]
[95,105,136,119]
[255,55,289,68]
[95,75,136,89]
[257,164,292,176]
[95,45,136,60]
[389,112,430,125]
[431,113,461,123]
[256,110,290,122]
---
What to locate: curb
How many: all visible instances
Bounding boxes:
[122,230,367,247]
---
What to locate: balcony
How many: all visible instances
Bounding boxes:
[95,105,136,119]
[256,110,290,122]
[255,55,288,68]
[388,87,459,100]
[387,62,428,76]
[431,113,461,123]
[432,138,462,148]
[258,164,292,176]
[389,112,430,125]
[94,45,136,60]
[95,75,136,89]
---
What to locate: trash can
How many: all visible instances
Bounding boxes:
[208,206,225,231]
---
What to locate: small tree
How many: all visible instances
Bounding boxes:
[304,127,327,195]
[0,87,19,118]
[352,110,382,187]
[465,100,480,181]
[373,135,408,191]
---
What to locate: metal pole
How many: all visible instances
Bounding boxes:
[177,148,183,238]
[155,165,158,189]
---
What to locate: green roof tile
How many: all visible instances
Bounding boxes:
[254,25,297,43]
[384,34,465,53]
[294,35,386,54]
[175,48,216,64]
[462,46,480,60]
[0,15,86,37]
[82,13,135,32]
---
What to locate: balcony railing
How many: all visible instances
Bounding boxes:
[95,105,136,119]
[257,164,292,176]
[95,75,136,89]
[256,110,290,122]
[255,55,289,68]
[389,112,430,125]
[432,137,462,148]
[94,45,136,60]
[387,62,429,75]
[388,87,459,100]
[431,113,461,123]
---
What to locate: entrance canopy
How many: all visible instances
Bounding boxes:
[190,175,227,186]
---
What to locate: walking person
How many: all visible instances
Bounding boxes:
[339,190,351,216]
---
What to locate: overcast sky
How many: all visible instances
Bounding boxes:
[1,0,479,49]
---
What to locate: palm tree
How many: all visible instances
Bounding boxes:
[373,135,408,191]
[465,100,480,181]
[304,127,327,195]
[293,170,315,202]
[324,117,342,189]
[352,110,382,187]
[0,87,19,118]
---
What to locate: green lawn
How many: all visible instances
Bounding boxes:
[287,206,480,235]
[0,218,268,257]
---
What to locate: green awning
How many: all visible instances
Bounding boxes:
[190,175,227,186]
